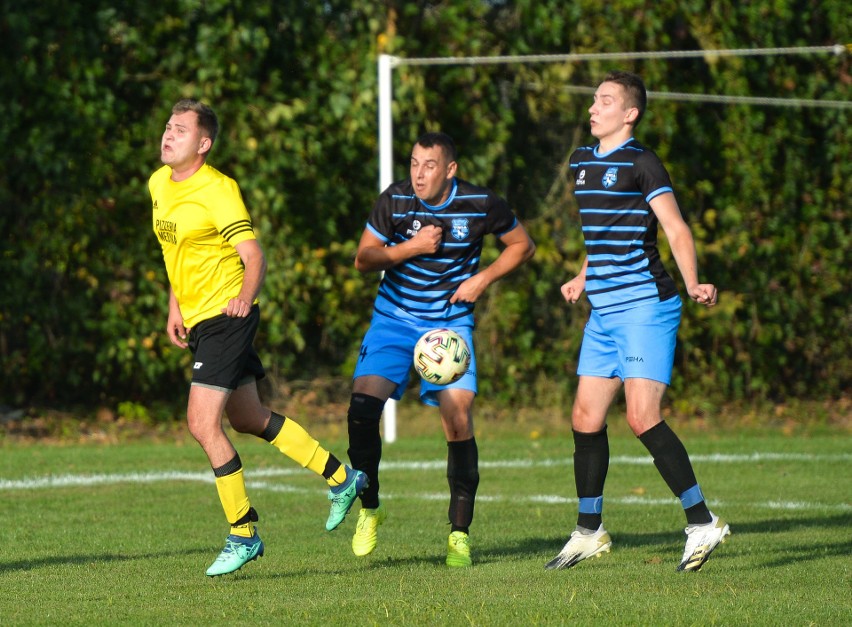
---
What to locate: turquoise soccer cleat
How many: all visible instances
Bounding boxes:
[326,467,368,531]
[205,531,264,577]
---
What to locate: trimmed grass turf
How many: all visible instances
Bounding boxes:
[1,427,850,625]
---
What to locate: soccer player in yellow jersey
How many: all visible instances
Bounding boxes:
[150,99,366,577]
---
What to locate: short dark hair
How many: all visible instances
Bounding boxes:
[415,131,457,162]
[602,70,647,127]
[172,98,219,143]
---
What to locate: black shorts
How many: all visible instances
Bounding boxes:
[187,305,265,391]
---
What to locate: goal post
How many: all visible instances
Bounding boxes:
[377,53,397,442]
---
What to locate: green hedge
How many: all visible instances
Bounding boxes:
[1,1,849,411]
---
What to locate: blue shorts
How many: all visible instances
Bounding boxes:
[577,296,682,385]
[353,312,477,407]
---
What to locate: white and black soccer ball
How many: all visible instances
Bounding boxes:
[413,328,471,386]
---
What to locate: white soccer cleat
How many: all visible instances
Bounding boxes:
[677,512,731,572]
[545,525,612,570]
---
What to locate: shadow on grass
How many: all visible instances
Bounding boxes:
[0,547,211,574]
[24,512,842,579]
[177,511,852,580]
[478,512,852,568]
[245,553,451,581]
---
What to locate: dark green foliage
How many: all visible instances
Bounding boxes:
[1,1,849,410]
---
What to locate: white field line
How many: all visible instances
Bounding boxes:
[0,453,849,512]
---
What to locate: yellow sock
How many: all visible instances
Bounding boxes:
[328,464,348,487]
[230,520,255,538]
[214,468,254,538]
[270,416,331,476]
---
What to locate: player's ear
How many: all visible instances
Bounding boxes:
[446,160,458,179]
[624,106,639,126]
[199,136,213,154]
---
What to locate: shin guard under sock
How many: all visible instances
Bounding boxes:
[346,393,385,509]
[213,454,254,537]
[639,421,711,525]
[264,412,342,481]
[573,427,609,531]
[447,438,479,533]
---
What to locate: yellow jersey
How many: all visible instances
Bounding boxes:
[150,164,257,328]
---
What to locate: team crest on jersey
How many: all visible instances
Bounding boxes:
[602,167,619,188]
[451,218,469,241]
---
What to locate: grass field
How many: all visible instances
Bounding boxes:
[1,418,850,625]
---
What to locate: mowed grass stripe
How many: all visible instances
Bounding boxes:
[1,453,848,513]
[1,451,848,489]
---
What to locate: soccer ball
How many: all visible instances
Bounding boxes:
[413,328,471,386]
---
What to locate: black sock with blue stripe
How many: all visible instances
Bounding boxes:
[573,427,609,531]
[638,421,712,525]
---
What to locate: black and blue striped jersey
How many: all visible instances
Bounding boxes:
[570,138,679,313]
[366,177,519,326]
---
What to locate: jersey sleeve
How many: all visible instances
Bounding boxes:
[208,176,255,247]
[568,148,582,174]
[365,188,397,243]
[634,149,675,204]
[487,192,519,237]
[148,166,169,201]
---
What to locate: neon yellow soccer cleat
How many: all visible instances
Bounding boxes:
[446,531,472,568]
[351,504,386,556]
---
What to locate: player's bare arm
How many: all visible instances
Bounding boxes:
[354,225,443,273]
[650,193,717,307]
[561,256,588,304]
[167,286,188,348]
[451,224,535,304]
[222,239,267,317]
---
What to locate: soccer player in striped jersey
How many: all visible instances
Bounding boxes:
[150,99,366,577]
[545,72,730,572]
[345,132,535,566]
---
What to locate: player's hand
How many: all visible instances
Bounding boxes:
[410,225,443,255]
[561,275,585,304]
[450,274,489,304]
[688,283,718,307]
[222,297,252,317]
[167,316,188,349]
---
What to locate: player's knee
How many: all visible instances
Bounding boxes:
[228,414,256,435]
[571,404,606,432]
[186,412,212,443]
[440,406,474,440]
[347,393,384,442]
[227,408,268,436]
[625,410,662,436]
[347,393,384,424]
[445,423,474,441]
